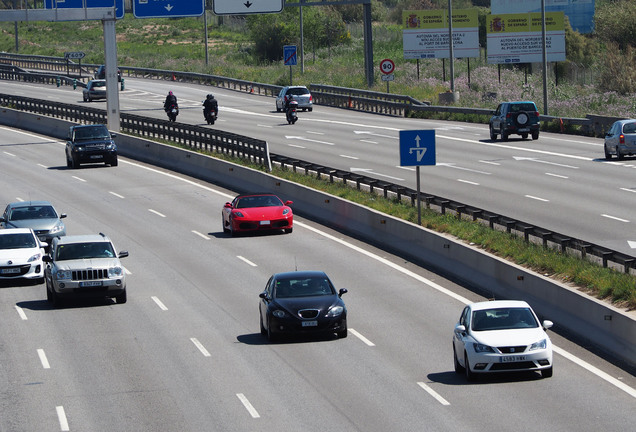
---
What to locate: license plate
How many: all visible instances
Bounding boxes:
[518,128,529,132]
[1,268,21,274]
[90,155,103,159]
[501,355,526,363]
[80,281,103,287]
[302,321,318,327]
[259,220,270,225]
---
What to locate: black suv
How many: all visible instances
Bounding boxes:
[489,101,540,141]
[66,124,118,168]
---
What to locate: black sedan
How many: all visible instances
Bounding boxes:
[259,271,348,342]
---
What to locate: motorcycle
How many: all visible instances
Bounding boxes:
[166,104,179,122]
[203,105,218,125]
[285,100,299,125]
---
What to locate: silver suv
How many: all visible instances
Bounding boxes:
[44,233,128,306]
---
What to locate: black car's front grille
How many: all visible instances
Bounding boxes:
[72,269,108,280]
[498,345,528,354]
[298,309,319,319]
[86,144,107,150]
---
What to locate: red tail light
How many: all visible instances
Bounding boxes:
[619,134,625,144]
[309,94,313,102]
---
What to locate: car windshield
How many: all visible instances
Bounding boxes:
[235,195,282,209]
[0,233,37,249]
[274,276,334,298]
[9,205,56,221]
[55,242,115,261]
[471,307,539,331]
[92,81,106,89]
[73,126,110,141]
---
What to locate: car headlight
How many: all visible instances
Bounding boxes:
[106,143,117,150]
[529,339,547,351]
[282,208,291,215]
[233,211,244,218]
[272,310,286,318]
[108,266,124,277]
[49,223,64,234]
[55,270,72,280]
[327,306,344,317]
[27,253,42,263]
[76,145,85,152]
[473,342,495,353]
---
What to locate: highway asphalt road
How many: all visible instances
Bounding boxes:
[0,125,634,431]
[1,78,634,259]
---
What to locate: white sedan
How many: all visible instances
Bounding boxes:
[452,300,553,380]
[0,228,47,283]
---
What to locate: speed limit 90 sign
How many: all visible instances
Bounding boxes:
[380,58,395,75]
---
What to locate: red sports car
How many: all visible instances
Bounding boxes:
[222,193,293,236]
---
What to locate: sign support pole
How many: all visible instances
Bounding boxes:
[416,166,421,225]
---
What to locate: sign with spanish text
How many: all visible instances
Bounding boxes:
[486,12,566,64]
[402,9,479,60]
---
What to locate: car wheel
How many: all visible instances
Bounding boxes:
[115,290,127,304]
[532,131,539,140]
[337,320,348,338]
[617,147,624,160]
[542,366,553,378]
[88,95,92,102]
[464,352,476,381]
[308,108,313,112]
[489,124,497,141]
[604,145,612,160]
[284,228,293,234]
[46,281,53,302]
[71,156,79,169]
[83,94,88,102]
[51,289,62,308]
[267,320,278,342]
[502,131,509,141]
[260,311,267,336]
[110,157,118,167]
[453,345,464,373]
[66,156,72,168]
[521,133,528,140]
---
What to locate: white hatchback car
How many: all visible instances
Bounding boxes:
[275,86,313,112]
[0,228,46,283]
[452,300,553,380]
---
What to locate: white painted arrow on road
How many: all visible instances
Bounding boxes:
[513,156,579,169]
[628,241,636,249]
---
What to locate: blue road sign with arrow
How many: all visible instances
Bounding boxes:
[399,130,436,166]
[133,0,204,19]
[44,0,125,19]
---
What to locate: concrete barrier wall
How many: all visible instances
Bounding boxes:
[2,108,634,369]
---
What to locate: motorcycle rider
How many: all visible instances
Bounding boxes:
[203,93,218,115]
[285,94,297,123]
[164,91,178,112]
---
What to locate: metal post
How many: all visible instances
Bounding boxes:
[447,0,455,92]
[204,5,209,66]
[416,166,421,225]
[103,17,120,132]
[300,3,304,74]
[363,0,373,87]
[541,0,549,115]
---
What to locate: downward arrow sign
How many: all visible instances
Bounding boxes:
[245,1,253,7]
[165,4,173,12]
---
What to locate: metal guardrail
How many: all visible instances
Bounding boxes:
[0,93,270,167]
[1,56,634,273]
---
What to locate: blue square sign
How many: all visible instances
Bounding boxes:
[283,45,297,66]
[45,0,125,19]
[399,130,436,166]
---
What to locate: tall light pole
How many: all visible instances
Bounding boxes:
[541,0,548,115]
[447,0,455,92]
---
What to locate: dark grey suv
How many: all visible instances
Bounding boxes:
[66,124,118,168]
[489,101,540,141]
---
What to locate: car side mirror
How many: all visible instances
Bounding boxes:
[118,251,129,259]
[454,324,466,333]
[43,255,52,263]
[285,200,293,206]
[338,288,348,297]
[60,213,67,219]
[224,202,233,209]
[259,292,270,301]
[542,320,553,330]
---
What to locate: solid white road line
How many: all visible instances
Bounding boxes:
[192,230,210,240]
[148,209,166,218]
[457,179,479,186]
[525,195,549,202]
[237,256,257,267]
[348,328,375,346]
[151,296,168,311]
[56,406,69,431]
[601,214,630,223]
[236,393,260,418]
[71,176,86,182]
[417,382,450,406]
[37,349,51,369]
[109,191,125,199]
[15,305,27,320]
[190,338,211,357]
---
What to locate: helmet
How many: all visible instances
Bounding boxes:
[207,94,214,99]
[168,91,173,96]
